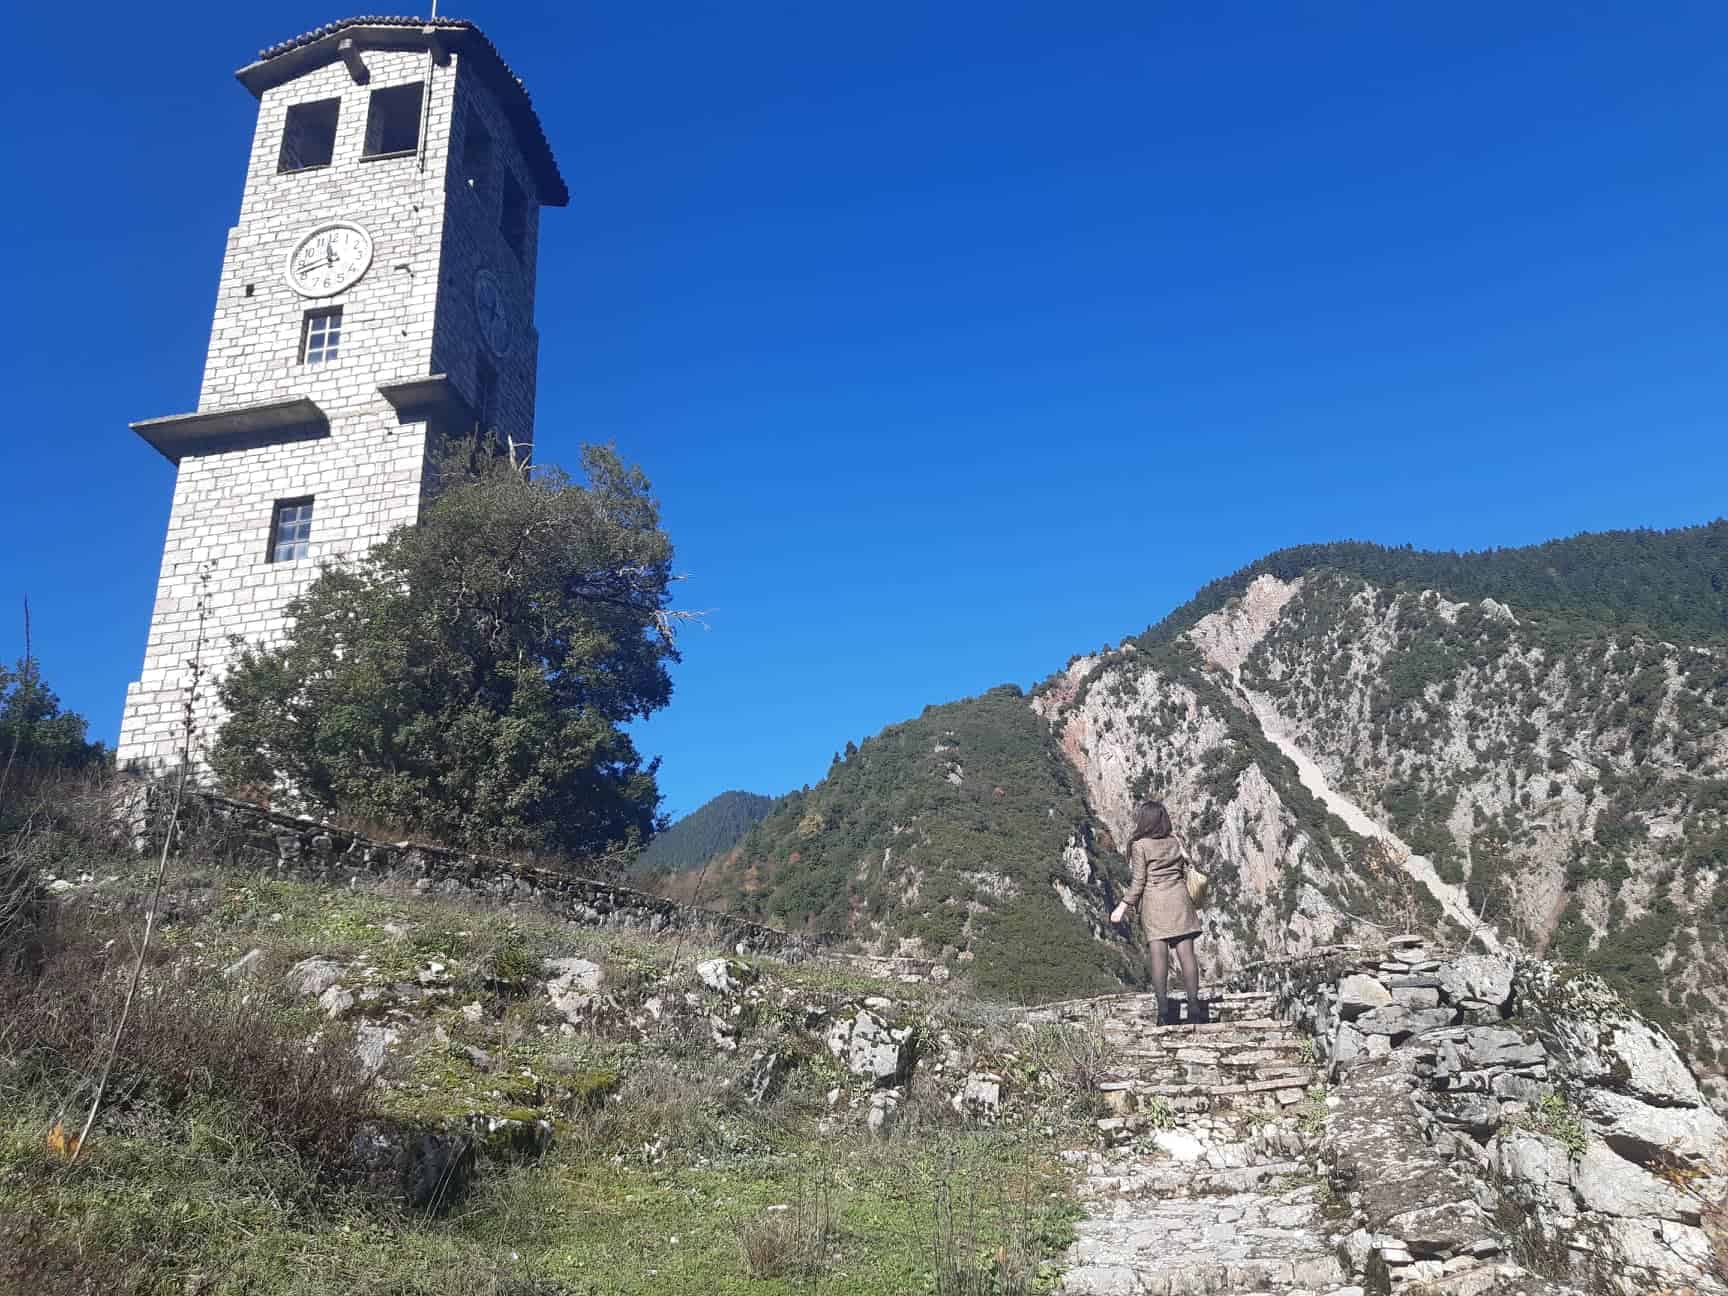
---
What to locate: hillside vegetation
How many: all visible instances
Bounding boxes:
[716,687,1139,1004]
[636,791,777,878]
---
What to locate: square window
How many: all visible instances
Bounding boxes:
[269,498,314,564]
[501,172,529,260]
[279,98,339,172]
[300,307,343,365]
[363,82,425,157]
[461,112,493,191]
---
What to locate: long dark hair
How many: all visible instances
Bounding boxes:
[1128,799,1173,848]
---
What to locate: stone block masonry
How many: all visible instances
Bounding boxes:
[167,792,826,959]
[119,30,550,769]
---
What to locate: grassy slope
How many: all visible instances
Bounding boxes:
[0,817,1092,1296]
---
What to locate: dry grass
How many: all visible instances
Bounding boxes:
[737,1166,836,1281]
[925,1142,1045,1296]
[0,912,375,1172]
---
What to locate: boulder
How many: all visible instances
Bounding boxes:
[1492,1130,1572,1192]
[544,957,604,994]
[1385,1198,1494,1258]
[1577,1087,1728,1167]
[544,958,605,1027]
[1150,1129,1206,1164]
[951,1072,1003,1119]
[1393,986,1442,1009]
[867,1088,901,1139]
[399,1131,477,1213]
[1518,963,1706,1107]
[1326,1055,1489,1258]
[1333,1023,1367,1066]
[1339,974,1394,1018]
[348,1121,477,1215]
[1459,1027,1545,1069]
[1490,1073,1548,1104]
[286,957,345,998]
[356,1023,398,1074]
[696,957,755,995]
[318,985,355,1018]
[825,1008,916,1086]
[1570,1139,1700,1222]
[737,1050,789,1106]
[1356,1005,1456,1037]
[1427,1093,1501,1137]
[223,948,264,979]
[1436,956,1514,1009]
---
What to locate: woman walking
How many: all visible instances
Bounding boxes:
[1110,799,1206,1026]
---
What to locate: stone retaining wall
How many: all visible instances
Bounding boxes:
[1227,939,1728,1294]
[169,791,824,959]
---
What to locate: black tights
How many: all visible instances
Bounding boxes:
[1149,934,1200,1010]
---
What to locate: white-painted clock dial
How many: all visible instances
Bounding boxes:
[473,267,513,358]
[286,222,374,297]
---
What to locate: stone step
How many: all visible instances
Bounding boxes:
[1061,1194,1348,1295]
[1101,1063,1314,1093]
[1097,1071,1320,1122]
[1102,1014,1295,1038]
[1101,1020,1307,1053]
[1099,1034,1314,1080]
[1028,989,1279,1027]
[1121,1071,1318,1097]
[1060,1249,1347,1296]
[1080,1157,1313,1200]
[1100,1029,1311,1058]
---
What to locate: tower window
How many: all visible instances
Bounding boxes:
[363,82,424,157]
[279,98,339,172]
[269,498,315,563]
[299,308,343,365]
[461,112,493,191]
[500,173,528,259]
[475,357,498,430]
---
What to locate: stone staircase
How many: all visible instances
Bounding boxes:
[1029,990,1363,1296]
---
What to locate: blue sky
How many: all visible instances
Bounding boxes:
[3,3,1726,819]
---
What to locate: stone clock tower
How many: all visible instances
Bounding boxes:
[117,17,566,768]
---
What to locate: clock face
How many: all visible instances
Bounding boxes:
[286,222,374,297]
[474,267,513,358]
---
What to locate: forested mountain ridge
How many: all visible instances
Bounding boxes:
[711,521,1728,1085]
[635,790,777,877]
[1134,518,1728,649]
[710,687,1140,1002]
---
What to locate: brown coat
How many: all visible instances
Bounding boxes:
[1123,834,1200,942]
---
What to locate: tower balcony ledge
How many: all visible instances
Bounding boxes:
[377,373,478,430]
[131,397,328,464]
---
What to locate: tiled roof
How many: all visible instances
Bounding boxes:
[256,14,476,61]
[238,15,567,206]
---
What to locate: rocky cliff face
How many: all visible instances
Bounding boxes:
[1033,568,1728,1090]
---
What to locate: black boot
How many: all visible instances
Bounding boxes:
[1189,997,1211,1026]
[1156,996,1179,1027]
